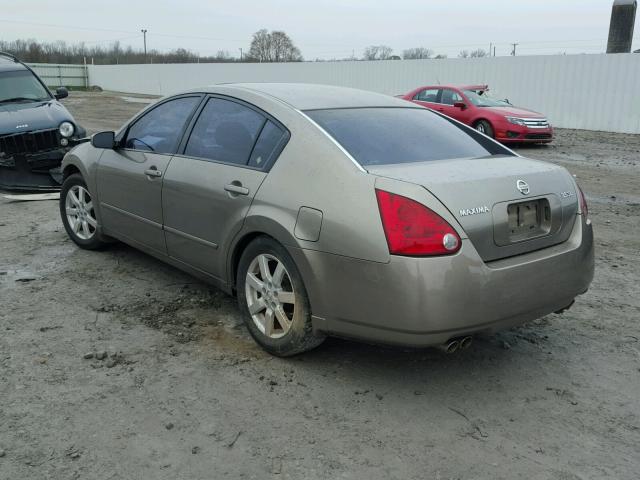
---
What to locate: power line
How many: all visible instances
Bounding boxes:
[0,18,136,34]
[0,18,245,43]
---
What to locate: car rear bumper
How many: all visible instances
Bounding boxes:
[291,214,594,347]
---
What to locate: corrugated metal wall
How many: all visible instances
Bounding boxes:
[85,54,640,133]
[28,63,88,88]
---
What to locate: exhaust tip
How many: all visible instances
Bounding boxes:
[439,339,460,354]
[459,336,473,350]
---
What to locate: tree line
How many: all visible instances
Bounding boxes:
[1,33,491,64]
[0,38,238,64]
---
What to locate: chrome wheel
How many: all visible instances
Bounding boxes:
[245,254,296,339]
[65,185,96,240]
[476,123,486,134]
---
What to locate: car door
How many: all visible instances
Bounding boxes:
[439,88,470,123]
[162,96,289,281]
[96,95,202,255]
[412,88,442,110]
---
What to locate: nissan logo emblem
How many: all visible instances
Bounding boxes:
[516,179,530,195]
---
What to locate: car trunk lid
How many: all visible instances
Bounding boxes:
[368,155,579,262]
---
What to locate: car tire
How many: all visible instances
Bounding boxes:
[474,120,494,138]
[236,236,326,356]
[59,173,109,250]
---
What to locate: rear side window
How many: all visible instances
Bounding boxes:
[248,121,288,168]
[184,98,265,165]
[125,96,200,154]
[306,107,504,167]
[413,88,440,102]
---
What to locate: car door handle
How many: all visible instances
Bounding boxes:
[224,183,249,195]
[144,168,163,178]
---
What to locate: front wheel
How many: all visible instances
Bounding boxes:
[59,173,108,250]
[474,120,494,138]
[236,236,325,356]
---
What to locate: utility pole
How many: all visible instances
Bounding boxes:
[511,42,518,56]
[141,29,148,62]
[489,42,492,56]
[493,46,496,57]
[239,48,243,61]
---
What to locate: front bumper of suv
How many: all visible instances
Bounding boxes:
[0,128,86,191]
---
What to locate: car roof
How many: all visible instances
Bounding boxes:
[197,83,416,110]
[418,84,488,91]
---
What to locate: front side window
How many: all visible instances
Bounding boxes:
[184,98,265,165]
[0,70,50,103]
[441,89,463,105]
[125,96,200,154]
[306,107,508,167]
[413,88,440,103]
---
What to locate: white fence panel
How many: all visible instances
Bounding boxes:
[85,54,640,134]
[28,63,88,88]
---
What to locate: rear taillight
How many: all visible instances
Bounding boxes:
[375,189,461,256]
[577,184,589,219]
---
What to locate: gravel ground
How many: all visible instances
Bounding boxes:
[1,91,639,480]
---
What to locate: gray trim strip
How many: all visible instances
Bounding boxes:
[101,203,219,249]
[164,225,219,249]
[101,202,163,229]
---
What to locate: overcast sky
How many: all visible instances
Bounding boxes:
[1,0,638,59]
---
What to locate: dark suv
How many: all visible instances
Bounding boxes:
[0,52,85,191]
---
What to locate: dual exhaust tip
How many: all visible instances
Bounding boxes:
[438,336,473,354]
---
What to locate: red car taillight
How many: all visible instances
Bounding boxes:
[577,184,589,219]
[375,189,461,256]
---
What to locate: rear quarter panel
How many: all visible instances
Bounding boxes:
[244,111,390,263]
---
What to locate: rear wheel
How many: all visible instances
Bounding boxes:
[59,173,108,250]
[474,120,494,138]
[236,236,325,356]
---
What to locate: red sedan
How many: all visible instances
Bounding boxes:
[400,84,553,144]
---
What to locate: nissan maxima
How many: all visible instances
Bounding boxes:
[58,83,594,356]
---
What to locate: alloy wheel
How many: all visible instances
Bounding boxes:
[65,185,97,240]
[245,253,296,339]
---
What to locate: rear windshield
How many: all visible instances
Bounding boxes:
[306,107,497,166]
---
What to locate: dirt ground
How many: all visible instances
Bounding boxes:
[1,91,639,480]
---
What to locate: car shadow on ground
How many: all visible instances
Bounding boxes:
[100,241,554,392]
[507,143,552,152]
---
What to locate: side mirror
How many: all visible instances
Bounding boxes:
[54,87,68,100]
[504,98,511,105]
[453,101,467,110]
[91,131,116,149]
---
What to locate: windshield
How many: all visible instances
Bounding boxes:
[306,107,506,167]
[0,70,51,103]
[463,89,510,108]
